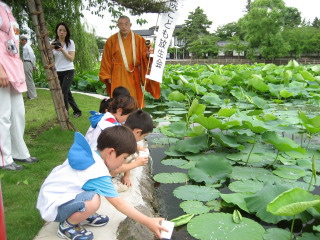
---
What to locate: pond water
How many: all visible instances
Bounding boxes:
[147,132,320,239]
[147,133,198,240]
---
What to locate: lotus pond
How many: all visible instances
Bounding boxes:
[144,61,320,240]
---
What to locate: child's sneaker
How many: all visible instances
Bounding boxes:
[57,220,93,240]
[81,213,109,227]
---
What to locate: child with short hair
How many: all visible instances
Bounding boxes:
[85,95,138,150]
[111,109,154,189]
[99,86,130,113]
[37,126,166,240]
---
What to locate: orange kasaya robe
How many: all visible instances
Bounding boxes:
[99,31,160,108]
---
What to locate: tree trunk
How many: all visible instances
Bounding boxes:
[26,0,76,130]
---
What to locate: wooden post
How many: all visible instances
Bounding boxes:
[0,181,6,240]
[26,0,76,130]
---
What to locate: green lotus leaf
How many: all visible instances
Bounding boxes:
[245,183,293,224]
[217,108,237,117]
[180,200,211,215]
[211,132,241,148]
[272,167,306,180]
[188,154,232,184]
[251,96,269,109]
[261,131,306,154]
[167,121,188,137]
[300,70,315,81]
[206,200,222,211]
[229,180,264,194]
[201,93,223,105]
[210,75,227,86]
[243,119,269,133]
[153,172,189,184]
[188,98,206,117]
[220,192,251,212]
[168,91,186,101]
[313,225,320,232]
[164,145,185,156]
[296,232,320,240]
[280,89,294,98]
[174,134,209,154]
[161,158,188,167]
[230,166,273,181]
[188,125,206,137]
[193,115,223,130]
[267,188,320,216]
[248,75,269,92]
[173,185,220,201]
[187,213,265,240]
[263,228,291,240]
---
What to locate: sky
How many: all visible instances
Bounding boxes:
[82,0,320,38]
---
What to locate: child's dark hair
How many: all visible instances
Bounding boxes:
[112,86,130,98]
[125,110,154,134]
[99,98,112,113]
[97,125,137,156]
[108,95,138,115]
[99,86,130,113]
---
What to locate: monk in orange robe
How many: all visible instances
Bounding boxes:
[99,16,160,108]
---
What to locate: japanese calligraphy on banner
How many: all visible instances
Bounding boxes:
[146,0,183,83]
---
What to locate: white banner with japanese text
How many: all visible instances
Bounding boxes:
[146,0,184,83]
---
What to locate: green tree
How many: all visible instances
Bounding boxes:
[223,35,248,58]
[188,35,220,59]
[239,0,290,59]
[215,22,243,41]
[174,7,212,51]
[283,7,301,28]
[312,17,320,28]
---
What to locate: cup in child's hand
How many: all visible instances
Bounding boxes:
[139,151,149,158]
[160,220,174,239]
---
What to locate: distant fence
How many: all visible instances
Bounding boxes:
[166,58,320,66]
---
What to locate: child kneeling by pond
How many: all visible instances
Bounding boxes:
[36,126,166,240]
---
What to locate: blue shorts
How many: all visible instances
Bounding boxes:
[54,191,96,222]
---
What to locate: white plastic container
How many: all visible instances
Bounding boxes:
[160,220,174,239]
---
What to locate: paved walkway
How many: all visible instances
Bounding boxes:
[33,91,152,240]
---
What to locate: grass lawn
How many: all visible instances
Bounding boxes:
[0,89,102,240]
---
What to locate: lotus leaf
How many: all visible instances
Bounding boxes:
[263,228,291,240]
[248,75,269,92]
[272,167,306,180]
[187,213,265,240]
[161,158,188,168]
[300,70,314,81]
[153,172,189,184]
[229,180,264,194]
[296,232,320,240]
[280,89,294,98]
[174,134,209,154]
[173,185,220,201]
[245,183,294,223]
[180,200,210,214]
[168,91,186,101]
[188,154,232,184]
[267,188,320,216]
[220,192,251,212]
[210,75,227,86]
[193,115,223,130]
[261,131,306,154]
[217,108,237,117]
[188,98,206,117]
[167,122,188,137]
[251,96,270,109]
[210,132,241,148]
[201,93,223,105]
[188,125,206,137]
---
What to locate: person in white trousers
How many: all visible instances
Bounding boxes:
[20,36,37,100]
[0,1,38,171]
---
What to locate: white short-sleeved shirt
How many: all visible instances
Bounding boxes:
[53,39,75,71]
